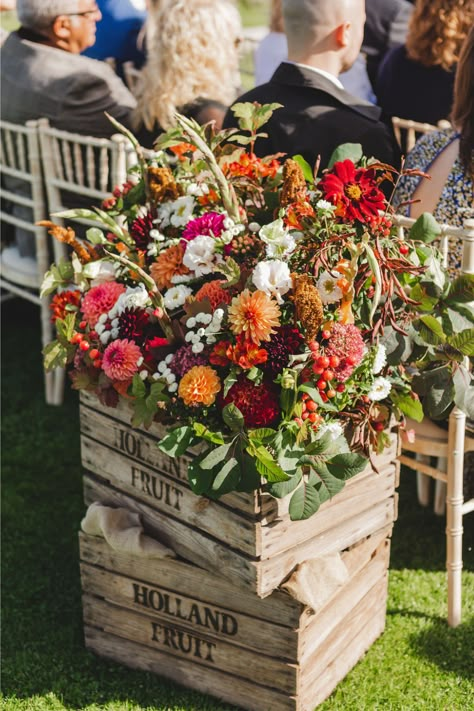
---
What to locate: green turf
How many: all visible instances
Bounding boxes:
[2,297,474,711]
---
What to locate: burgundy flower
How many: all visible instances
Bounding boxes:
[130,211,155,250]
[117,308,149,345]
[223,378,280,428]
[319,160,386,223]
[169,344,208,378]
[262,326,304,377]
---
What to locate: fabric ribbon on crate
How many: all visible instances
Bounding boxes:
[81,502,176,559]
[282,553,350,612]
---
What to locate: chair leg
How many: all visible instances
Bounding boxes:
[446,409,465,627]
[434,457,447,516]
[416,455,432,506]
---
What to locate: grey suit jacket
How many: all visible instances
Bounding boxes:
[1,31,136,137]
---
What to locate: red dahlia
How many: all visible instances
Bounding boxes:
[117,308,149,345]
[319,159,385,223]
[262,326,304,377]
[223,378,280,428]
[129,211,155,250]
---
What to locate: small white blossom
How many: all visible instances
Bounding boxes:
[252,260,292,304]
[147,243,159,257]
[249,222,261,232]
[98,313,108,324]
[170,196,196,227]
[185,331,194,342]
[214,308,224,320]
[137,356,144,367]
[110,284,150,317]
[169,382,178,393]
[197,327,206,337]
[316,422,344,441]
[186,317,196,328]
[170,273,193,284]
[152,372,161,381]
[367,377,392,401]
[95,323,105,335]
[163,285,192,310]
[207,335,217,344]
[100,331,111,345]
[111,318,119,328]
[165,353,173,364]
[199,313,213,325]
[192,342,205,353]
[259,218,295,259]
[372,344,387,375]
[139,370,148,380]
[223,216,235,229]
[111,328,119,339]
[316,199,336,212]
[317,270,343,304]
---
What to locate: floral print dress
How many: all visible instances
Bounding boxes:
[393,129,474,272]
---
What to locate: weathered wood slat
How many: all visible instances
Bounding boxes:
[83,626,296,711]
[83,474,259,588]
[79,532,304,628]
[81,435,259,556]
[82,593,299,692]
[80,562,299,659]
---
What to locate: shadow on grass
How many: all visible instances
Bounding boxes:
[408,615,474,681]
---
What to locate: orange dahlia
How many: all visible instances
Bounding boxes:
[150,244,190,290]
[195,280,232,310]
[178,366,221,407]
[228,289,280,345]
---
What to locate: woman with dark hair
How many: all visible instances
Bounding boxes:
[376,0,474,124]
[393,26,474,269]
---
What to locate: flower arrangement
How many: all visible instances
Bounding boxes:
[41,104,474,520]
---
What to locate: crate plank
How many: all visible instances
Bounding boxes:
[84,626,297,711]
[82,593,299,693]
[80,562,299,659]
[79,532,304,628]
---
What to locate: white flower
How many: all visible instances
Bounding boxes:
[99,331,111,345]
[168,382,178,393]
[170,196,196,228]
[214,308,224,320]
[139,370,148,380]
[317,270,343,304]
[170,273,193,284]
[367,377,392,401]
[110,284,150,317]
[316,422,344,441]
[186,317,196,328]
[372,344,387,375]
[316,199,335,212]
[83,260,117,286]
[259,218,296,259]
[192,342,204,353]
[252,260,292,304]
[182,235,220,277]
[249,222,261,232]
[163,285,192,310]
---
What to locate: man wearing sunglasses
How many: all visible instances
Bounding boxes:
[1,0,136,138]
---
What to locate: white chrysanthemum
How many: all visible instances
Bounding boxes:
[252,260,292,304]
[170,195,196,228]
[170,273,193,284]
[317,270,343,304]
[367,377,392,401]
[163,285,192,310]
[316,199,336,212]
[316,422,344,441]
[109,284,150,317]
[372,344,387,375]
[182,235,220,277]
[83,259,117,286]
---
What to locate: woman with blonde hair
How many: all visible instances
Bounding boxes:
[393,25,474,270]
[134,0,242,146]
[376,0,474,124]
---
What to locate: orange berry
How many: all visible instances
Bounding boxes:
[79,340,90,351]
[89,348,100,360]
[317,379,327,390]
[322,369,334,381]
[306,399,318,411]
[308,412,318,423]
[326,389,336,398]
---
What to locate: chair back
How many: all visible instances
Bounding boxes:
[392,117,451,153]
[37,119,134,231]
[0,119,51,289]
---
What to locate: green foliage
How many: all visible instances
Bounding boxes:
[327,143,363,169]
[409,212,442,243]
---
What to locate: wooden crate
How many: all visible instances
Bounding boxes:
[80,526,392,711]
[80,392,399,597]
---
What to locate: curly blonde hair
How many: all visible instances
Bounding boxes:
[406,0,474,71]
[135,0,242,131]
[451,26,474,177]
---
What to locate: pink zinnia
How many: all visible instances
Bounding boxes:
[81,282,126,327]
[324,323,366,381]
[181,212,226,244]
[102,339,142,381]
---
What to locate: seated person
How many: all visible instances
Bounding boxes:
[133,0,242,148]
[376,0,474,125]
[82,0,148,75]
[362,0,413,90]
[393,26,474,272]
[224,0,400,172]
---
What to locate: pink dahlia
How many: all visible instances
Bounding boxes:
[102,339,142,381]
[223,378,280,428]
[324,323,366,381]
[81,282,126,327]
[181,212,226,244]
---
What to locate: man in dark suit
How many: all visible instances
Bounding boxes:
[224,0,400,172]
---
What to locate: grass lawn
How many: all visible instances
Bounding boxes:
[1,297,474,710]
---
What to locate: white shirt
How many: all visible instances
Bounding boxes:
[285,61,344,90]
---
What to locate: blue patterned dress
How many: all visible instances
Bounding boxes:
[393,129,474,271]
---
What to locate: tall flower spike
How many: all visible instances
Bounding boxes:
[280,158,307,206]
[38,221,99,263]
[292,274,324,342]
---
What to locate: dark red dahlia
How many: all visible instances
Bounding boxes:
[223,378,280,428]
[262,326,304,377]
[129,211,155,250]
[319,159,386,223]
[117,308,149,345]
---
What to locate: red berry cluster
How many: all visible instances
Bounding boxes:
[308,341,347,401]
[294,393,323,430]
[70,324,102,368]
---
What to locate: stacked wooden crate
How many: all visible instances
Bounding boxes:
[79,392,399,709]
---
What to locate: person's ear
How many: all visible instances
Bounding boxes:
[335,21,351,48]
[51,15,72,40]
